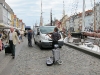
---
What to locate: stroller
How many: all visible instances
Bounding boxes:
[46,44,62,66]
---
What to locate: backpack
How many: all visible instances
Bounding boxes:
[57,32,61,40]
[17,31,20,36]
[16,30,20,36]
[52,32,61,41]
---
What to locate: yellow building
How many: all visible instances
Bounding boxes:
[19,20,22,29]
[11,14,14,27]
[14,15,17,27]
[16,18,19,28]
[60,15,68,31]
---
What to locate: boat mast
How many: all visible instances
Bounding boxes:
[94,0,96,31]
[40,0,43,26]
[82,0,85,32]
[63,0,65,17]
[50,9,52,26]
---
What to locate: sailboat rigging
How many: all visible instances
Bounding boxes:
[79,0,100,53]
[64,0,100,53]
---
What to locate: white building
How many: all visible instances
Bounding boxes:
[0,1,13,27]
[95,3,100,29]
[66,2,100,32]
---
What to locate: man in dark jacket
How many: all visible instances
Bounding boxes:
[47,27,61,48]
[51,27,61,48]
[27,30,33,47]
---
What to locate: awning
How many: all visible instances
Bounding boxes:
[0,23,14,29]
[0,23,6,27]
[0,27,10,29]
[0,23,12,28]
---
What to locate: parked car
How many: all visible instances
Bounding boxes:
[34,26,64,49]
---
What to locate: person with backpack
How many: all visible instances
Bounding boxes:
[47,27,61,48]
[15,29,20,36]
[6,28,20,59]
[27,30,33,47]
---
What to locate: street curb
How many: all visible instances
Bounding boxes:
[64,43,100,59]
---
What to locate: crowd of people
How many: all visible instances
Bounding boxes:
[0,26,68,59]
[0,27,33,59]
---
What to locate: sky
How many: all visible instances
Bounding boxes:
[5,0,100,28]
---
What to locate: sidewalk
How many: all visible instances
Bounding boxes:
[0,37,25,75]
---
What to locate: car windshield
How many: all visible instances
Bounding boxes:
[40,26,55,34]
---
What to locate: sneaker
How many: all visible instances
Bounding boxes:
[57,60,62,65]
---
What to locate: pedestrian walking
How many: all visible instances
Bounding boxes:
[15,29,20,38]
[25,30,28,37]
[0,33,2,51]
[6,27,20,59]
[20,29,24,42]
[62,31,67,39]
[27,30,33,47]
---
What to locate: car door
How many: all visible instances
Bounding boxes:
[34,28,38,43]
[36,28,40,43]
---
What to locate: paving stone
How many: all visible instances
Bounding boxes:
[10,38,100,75]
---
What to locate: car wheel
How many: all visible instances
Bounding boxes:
[39,43,43,50]
[59,46,62,48]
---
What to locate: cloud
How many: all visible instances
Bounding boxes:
[6,0,21,3]
[5,0,100,27]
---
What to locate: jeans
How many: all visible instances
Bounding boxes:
[9,40,15,56]
[28,39,32,46]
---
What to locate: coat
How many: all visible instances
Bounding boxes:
[27,31,32,39]
[6,31,20,45]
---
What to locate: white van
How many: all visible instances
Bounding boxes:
[34,26,64,49]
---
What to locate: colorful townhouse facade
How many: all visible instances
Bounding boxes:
[65,3,100,32]
[0,0,25,31]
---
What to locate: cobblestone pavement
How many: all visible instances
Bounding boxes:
[9,38,100,75]
[0,38,25,75]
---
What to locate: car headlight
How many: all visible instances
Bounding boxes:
[45,36,48,40]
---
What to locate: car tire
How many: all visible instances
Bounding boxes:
[59,46,62,48]
[39,43,43,50]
